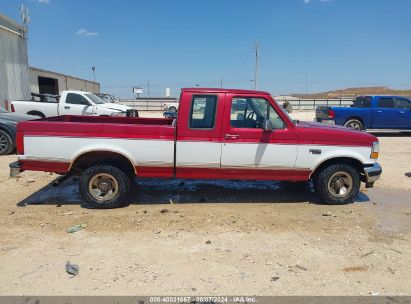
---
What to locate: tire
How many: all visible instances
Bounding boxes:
[314,163,361,205]
[0,129,14,155]
[344,119,364,131]
[79,164,132,209]
[169,106,177,112]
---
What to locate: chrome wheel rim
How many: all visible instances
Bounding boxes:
[88,173,119,202]
[327,171,353,198]
[347,122,361,130]
[0,134,9,154]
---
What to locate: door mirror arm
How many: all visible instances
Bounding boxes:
[262,119,272,132]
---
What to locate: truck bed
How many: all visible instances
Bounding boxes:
[43,115,173,126]
[18,115,175,139]
[17,115,176,176]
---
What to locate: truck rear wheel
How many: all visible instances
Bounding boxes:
[314,163,360,205]
[344,119,364,131]
[79,164,132,209]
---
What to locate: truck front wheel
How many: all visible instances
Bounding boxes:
[0,130,13,155]
[79,164,132,209]
[344,119,364,131]
[314,164,360,205]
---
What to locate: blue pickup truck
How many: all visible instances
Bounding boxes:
[315,96,411,131]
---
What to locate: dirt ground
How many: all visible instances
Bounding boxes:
[0,112,410,296]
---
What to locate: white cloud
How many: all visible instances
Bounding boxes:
[29,0,50,3]
[304,0,332,3]
[76,28,99,37]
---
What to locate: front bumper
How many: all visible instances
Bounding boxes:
[363,163,382,187]
[9,161,21,178]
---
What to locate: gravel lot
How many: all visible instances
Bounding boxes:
[0,111,410,295]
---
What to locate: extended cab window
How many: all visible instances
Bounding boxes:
[377,97,394,108]
[395,98,411,109]
[189,95,217,129]
[230,97,285,129]
[66,93,90,105]
[353,96,371,107]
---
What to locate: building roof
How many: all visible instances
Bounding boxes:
[30,67,99,85]
[0,14,25,34]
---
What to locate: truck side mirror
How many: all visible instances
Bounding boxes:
[262,119,272,132]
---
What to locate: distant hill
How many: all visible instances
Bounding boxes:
[293,87,411,99]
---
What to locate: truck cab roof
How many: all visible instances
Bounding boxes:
[182,88,271,95]
[62,90,92,94]
[357,95,408,99]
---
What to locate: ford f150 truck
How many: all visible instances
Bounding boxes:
[10,88,382,208]
[9,91,138,118]
[315,96,411,131]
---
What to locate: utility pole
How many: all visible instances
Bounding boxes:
[147,81,150,97]
[92,66,96,81]
[254,43,260,90]
[20,5,30,39]
[220,77,223,88]
[305,72,308,96]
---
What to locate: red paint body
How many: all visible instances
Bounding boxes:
[16,88,377,181]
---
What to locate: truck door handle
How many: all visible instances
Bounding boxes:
[225,134,239,140]
[376,110,383,113]
[64,106,71,109]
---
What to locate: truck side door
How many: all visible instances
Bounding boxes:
[372,97,398,129]
[395,97,411,129]
[59,93,94,116]
[175,92,225,178]
[220,94,299,180]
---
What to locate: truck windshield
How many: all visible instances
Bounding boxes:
[274,98,295,125]
[85,94,105,105]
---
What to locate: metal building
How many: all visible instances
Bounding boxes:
[1,13,100,108]
[29,67,100,96]
[0,14,30,108]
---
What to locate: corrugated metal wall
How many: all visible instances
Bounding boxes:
[0,15,30,108]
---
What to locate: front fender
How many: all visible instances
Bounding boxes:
[295,144,374,171]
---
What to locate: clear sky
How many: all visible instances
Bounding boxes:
[2,0,411,98]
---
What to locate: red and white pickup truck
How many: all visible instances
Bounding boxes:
[10,88,382,208]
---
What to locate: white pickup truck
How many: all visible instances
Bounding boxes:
[163,101,179,112]
[10,91,137,118]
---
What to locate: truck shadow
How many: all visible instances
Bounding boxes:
[371,132,411,137]
[16,176,370,207]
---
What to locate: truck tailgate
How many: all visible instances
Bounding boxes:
[315,106,332,120]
